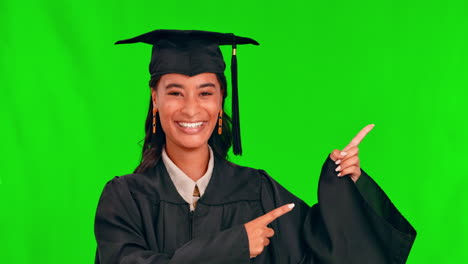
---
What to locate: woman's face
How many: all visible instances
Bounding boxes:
[151,73,223,152]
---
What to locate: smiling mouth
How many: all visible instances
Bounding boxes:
[176,121,205,128]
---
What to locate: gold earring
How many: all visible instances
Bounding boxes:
[218,110,223,135]
[152,107,158,134]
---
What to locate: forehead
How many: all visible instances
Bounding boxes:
[159,73,219,85]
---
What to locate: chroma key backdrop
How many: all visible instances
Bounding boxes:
[1,0,467,263]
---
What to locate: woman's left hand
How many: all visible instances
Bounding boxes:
[329,124,375,183]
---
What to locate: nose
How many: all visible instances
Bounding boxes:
[180,94,201,117]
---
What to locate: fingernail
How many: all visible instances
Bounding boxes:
[335,166,341,172]
[288,203,295,209]
[340,151,347,156]
[337,173,342,176]
[335,159,341,165]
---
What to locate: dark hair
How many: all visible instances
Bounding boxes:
[134,73,233,174]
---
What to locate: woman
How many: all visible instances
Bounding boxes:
[94,29,416,263]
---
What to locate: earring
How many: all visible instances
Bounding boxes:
[217,110,223,135]
[152,107,158,134]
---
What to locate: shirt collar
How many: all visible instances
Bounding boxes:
[161,145,214,209]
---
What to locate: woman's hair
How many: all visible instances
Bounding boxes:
[133,73,233,174]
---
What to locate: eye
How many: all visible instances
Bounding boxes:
[200,92,213,96]
[168,91,182,96]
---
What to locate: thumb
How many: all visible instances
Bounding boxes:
[330,149,346,162]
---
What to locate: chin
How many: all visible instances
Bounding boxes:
[162,120,217,151]
[168,133,212,151]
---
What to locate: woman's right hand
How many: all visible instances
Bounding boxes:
[244,203,295,258]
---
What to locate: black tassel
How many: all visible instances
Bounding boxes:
[231,37,242,155]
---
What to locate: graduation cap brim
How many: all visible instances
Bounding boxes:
[115,29,259,156]
[115,29,259,46]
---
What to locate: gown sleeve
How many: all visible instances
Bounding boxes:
[94,177,250,264]
[259,155,416,264]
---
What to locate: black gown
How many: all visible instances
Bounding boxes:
[94,154,416,264]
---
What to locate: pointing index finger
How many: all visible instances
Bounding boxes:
[257,203,295,225]
[343,124,375,151]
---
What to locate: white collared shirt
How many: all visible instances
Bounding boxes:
[162,145,214,211]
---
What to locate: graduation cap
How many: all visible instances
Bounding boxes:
[115,29,259,155]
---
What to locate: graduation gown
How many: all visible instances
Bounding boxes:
[94,155,416,264]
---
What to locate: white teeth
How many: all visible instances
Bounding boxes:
[178,122,204,128]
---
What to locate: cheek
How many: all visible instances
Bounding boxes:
[211,94,223,112]
[206,101,222,118]
[157,101,180,125]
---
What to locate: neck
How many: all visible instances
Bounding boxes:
[164,141,210,182]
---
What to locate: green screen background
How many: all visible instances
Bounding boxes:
[1,0,466,262]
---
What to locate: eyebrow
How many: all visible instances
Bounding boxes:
[165,82,216,89]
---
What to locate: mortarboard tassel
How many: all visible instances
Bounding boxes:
[230,36,242,155]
